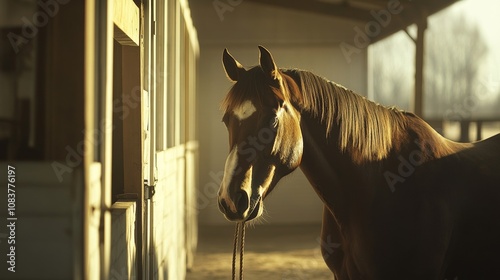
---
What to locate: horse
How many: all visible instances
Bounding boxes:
[216,45,500,279]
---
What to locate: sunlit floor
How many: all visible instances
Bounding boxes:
[186,224,334,280]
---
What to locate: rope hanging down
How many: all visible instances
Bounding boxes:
[232,222,246,280]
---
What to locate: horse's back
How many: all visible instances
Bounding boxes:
[460,133,500,193]
[445,133,500,279]
[470,132,500,158]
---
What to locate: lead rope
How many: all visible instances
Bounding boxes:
[232,222,245,280]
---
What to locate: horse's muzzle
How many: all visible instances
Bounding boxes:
[218,191,261,222]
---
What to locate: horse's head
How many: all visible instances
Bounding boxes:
[217,46,303,222]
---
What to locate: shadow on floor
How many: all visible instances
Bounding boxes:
[186,224,334,280]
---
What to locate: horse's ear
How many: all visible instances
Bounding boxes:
[258,45,280,82]
[222,48,244,82]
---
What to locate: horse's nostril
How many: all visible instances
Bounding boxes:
[218,191,250,218]
[218,197,228,214]
[235,191,249,214]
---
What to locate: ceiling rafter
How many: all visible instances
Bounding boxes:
[244,0,458,44]
[246,0,377,22]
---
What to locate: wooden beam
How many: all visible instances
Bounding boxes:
[245,0,458,45]
[340,0,458,44]
[97,1,114,279]
[246,0,421,45]
[246,0,375,22]
[413,20,426,117]
[113,0,139,46]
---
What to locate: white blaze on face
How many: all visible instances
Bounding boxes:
[233,100,257,121]
[219,100,258,215]
[220,147,239,213]
[220,147,254,215]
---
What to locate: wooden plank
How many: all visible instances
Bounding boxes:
[113,0,140,46]
[83,1,96,278]
[246,0,374,22]
[185,141,199,269]
[111,201,137,280]
[87,162,102,280]
[179,0,199,56]
[154,146,187,279]
[156,0,167,151]
[99,0,115,279]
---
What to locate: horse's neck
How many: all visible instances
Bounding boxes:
[298,114,353,224]
[403,114,473,158]
[287,71,472,221]
[298,110,471,225]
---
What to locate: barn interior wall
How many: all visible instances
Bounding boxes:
[153,147,187,280]
[197,44,367,225]
[148,1,199,279]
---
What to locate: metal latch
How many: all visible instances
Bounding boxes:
[145,184,156,200]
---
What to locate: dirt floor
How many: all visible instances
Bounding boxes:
[186,224,334,280]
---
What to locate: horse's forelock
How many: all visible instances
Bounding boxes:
[221,67,291,114]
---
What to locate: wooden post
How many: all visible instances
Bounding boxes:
[460,120,470,142]
[113,0,143,277]
[413,19,427,118]
[476,121,483,141]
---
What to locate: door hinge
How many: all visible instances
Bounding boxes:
[145,183,156,200]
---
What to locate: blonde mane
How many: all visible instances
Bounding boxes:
[285,70,408,163]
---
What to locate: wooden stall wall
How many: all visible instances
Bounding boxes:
[151,0,199,279]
